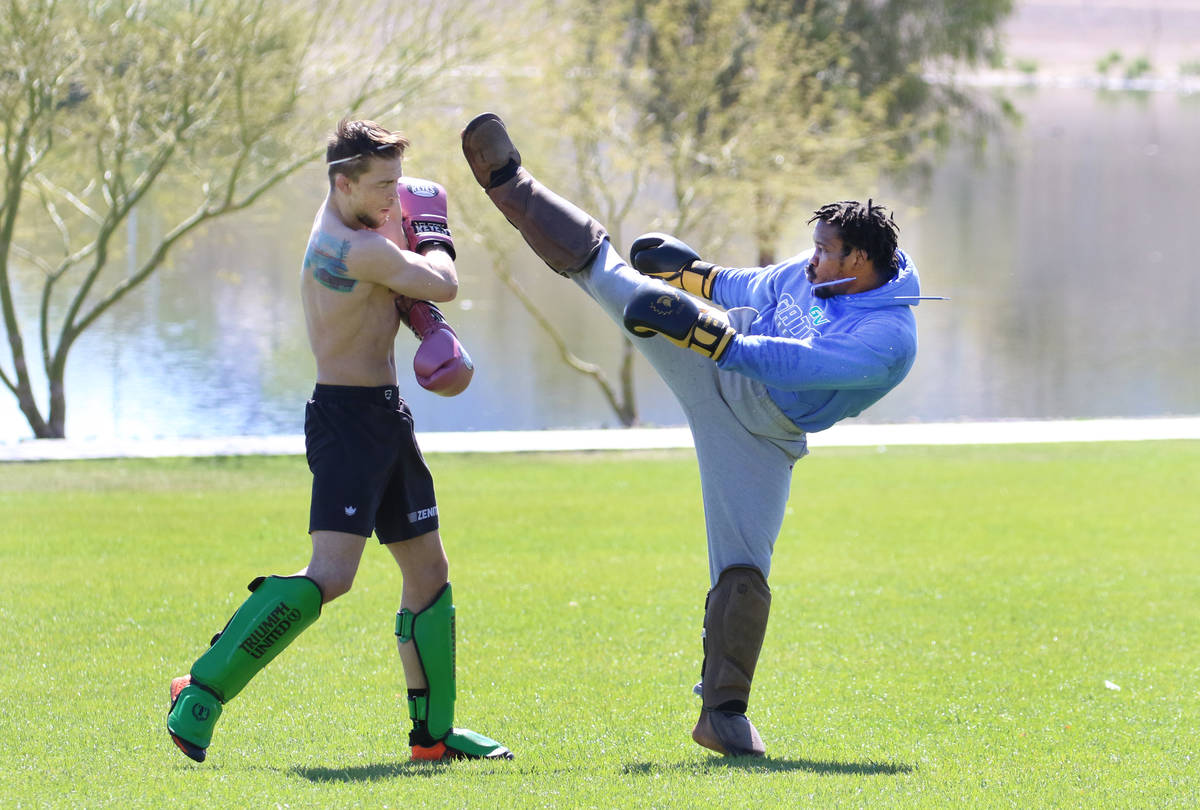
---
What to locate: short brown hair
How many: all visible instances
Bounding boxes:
[326,119,408,184]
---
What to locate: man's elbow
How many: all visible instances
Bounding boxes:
[423,250,459,301]
[427,276,459,303]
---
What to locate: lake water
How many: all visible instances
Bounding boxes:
[2,85,1198,442]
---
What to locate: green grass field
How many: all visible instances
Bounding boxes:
[1,442,1198,808]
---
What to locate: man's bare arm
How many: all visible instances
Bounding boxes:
[353,233,458,301]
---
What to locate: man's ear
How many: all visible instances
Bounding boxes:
[334,173,351,195]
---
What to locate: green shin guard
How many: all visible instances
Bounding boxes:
[396,583,512,760]
[397,583,457,744]
[168,575,322,758]
[192,575,323,702]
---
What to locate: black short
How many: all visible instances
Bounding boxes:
[304,384,439,543]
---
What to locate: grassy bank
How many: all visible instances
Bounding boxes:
[1,442,1197,807]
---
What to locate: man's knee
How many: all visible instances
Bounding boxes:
[406,555,450,594]
[389,531,450,599]
[306,531,368,603]
[306,567,356,603]
[424,555,450,585]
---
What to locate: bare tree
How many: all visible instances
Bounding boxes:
[0,0,481,437]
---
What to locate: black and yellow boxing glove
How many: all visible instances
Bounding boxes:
[629,233,722,300]
[622,285,735,361]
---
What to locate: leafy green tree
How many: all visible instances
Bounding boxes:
[0,0,478,438]
[582,0,1014,263]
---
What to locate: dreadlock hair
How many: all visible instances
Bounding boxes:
[808,199,901,280]
[326,119,409,186]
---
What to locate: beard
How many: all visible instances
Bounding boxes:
[812,275,856,299]
[356,210,385,229]
[808,263,856,298]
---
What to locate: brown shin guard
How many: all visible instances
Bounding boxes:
[462,113,606,276]
[486,167,607,277]
[693,565,771,756]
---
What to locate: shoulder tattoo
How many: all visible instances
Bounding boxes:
[304,232,356,292]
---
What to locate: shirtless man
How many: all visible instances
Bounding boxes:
[166,119,510,763]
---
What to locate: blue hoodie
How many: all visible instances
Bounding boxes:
[712,249,920,433]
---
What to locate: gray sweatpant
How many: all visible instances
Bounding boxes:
[574,240,809,585]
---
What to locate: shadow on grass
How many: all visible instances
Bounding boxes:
[293,761,466,783]
[623,757,915,776]
[292,756,914,783]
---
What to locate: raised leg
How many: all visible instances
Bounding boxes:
[461,113,607,276]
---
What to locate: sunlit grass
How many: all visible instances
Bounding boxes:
[1,443,1197,807]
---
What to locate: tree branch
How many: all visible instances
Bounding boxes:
[73,145,320,339]
[489,256,629,425]
[0,362,16,397]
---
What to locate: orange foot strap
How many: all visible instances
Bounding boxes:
[411,742,450,761]
[170,675,191,705]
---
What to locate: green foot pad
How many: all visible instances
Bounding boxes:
[167,677,222,762]
[411,728,512,761]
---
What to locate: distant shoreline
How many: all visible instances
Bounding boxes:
[2,416,1197,462]
[1001,0,1200,77]
[940,69,1200,94]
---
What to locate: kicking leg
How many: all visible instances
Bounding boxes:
[461,112,636,319]
[462,113,728,404]
[388,532,512,760]
[462,112,607,276]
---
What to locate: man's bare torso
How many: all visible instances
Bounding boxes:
[301,202,402,386]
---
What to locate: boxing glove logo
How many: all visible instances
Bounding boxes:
[403,180,440,198]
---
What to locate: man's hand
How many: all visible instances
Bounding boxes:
[629,233,720,300]
[622,285,735,361]
[398,299,474,396]
[398,178,456,259]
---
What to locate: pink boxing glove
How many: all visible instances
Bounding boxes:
[397,178,455,259]
[400,299,474,396]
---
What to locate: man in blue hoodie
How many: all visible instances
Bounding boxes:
[462,113,920,758]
